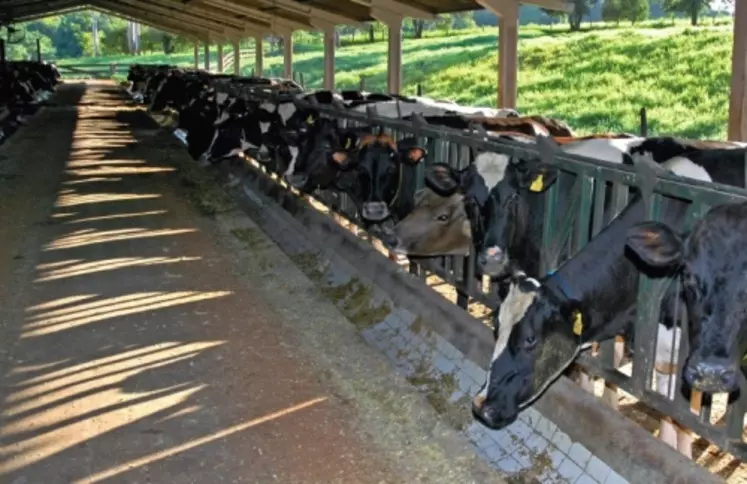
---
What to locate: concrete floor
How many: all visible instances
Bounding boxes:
[0,81,503,484]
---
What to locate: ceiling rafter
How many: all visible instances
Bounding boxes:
[348,0,436,19]
[256,0,367,28]
[13,5,88,22]
[0,0,83,20]
[108,0,249,36]
[92,0,227,39]
[91,2,209,41]
[133,0,275,33]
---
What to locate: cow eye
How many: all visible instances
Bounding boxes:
[524,335,537,349]
[436,214,449,222]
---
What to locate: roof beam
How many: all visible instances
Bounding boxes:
[0,0,83,21]
[91,0,222,39]
[259,0,367,28]
[90,3,208,41]
[105,0,250,37]
[137,0,272,33]
[13,5,88,22]
[192,0,280,32]
[350,0,437,19]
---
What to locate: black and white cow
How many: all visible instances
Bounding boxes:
[470,155,725,430]
[626,201,747,395]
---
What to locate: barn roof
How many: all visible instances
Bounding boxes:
[0,0,571,41]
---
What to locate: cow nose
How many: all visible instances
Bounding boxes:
[471,399,501,429]
[684,361,739,393]
[478,246,506,276]
[285,173,308,189]
[362,202,389,221]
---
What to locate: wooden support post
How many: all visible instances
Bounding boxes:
[323,28,335,91]
[283,32,293,80]
[193,41,199,69]
[255,37,263,77]
[204,44,210,71]
[498,2,518,109]
[371,9,403,95]
[36,38,41,62]
[476,0,518,109]
[728,0,747,141]
[386,17,402,95]
[217,43,224,73]
[233,40,241,75]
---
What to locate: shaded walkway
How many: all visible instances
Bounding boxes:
[0,82,497,484]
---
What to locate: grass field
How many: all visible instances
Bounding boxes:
[58,20,735,139]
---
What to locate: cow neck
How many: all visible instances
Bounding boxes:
[540,194,646,343]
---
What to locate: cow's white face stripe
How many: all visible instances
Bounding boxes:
[474,152,510,190]
[259,122,271,134]
[205,128,220,156]
[284,145,300,176]
[216,92,228,104]
[278,102,296,123]
[214,111,229,125]
[240,139,255,151]
[478,275,540,399]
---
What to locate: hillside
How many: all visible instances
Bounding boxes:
[63,23,735,139]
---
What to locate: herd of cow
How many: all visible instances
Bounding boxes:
[127,64,747,453]
[0,60,60,146]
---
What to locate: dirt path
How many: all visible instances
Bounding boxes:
[0,82,502,484]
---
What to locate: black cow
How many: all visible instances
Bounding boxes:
[626,201,747,394]
[332,132,426,232]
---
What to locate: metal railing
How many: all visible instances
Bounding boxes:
[186,85,747,460]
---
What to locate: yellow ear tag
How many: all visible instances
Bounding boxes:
[345,138,351,149]
[306,114,314,124]
[572,311,583,336]
[529,173,544,192]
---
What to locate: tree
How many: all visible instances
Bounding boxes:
[601,0,624,23]
[90,12,100,57]
[569,0,597,31]
[541,8,567,24]
[621,0,650,23]
[662,0,710,26]
[410,19,425,39]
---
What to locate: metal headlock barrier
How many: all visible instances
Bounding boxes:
[206,79,747,459]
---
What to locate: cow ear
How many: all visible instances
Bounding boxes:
[517,163,558,193]
[425,163,459,196]
[397,137,426,164]
[626,221,683,268]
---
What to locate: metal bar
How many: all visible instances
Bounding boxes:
[631,194,663,395]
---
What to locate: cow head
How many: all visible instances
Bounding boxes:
[339,133,426,223]
[626,202,747,394]
[385,182,471,257]
[389,151,556,278]
[283,116,366,193]
[476,157,557,278]
[472,271,585,429]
